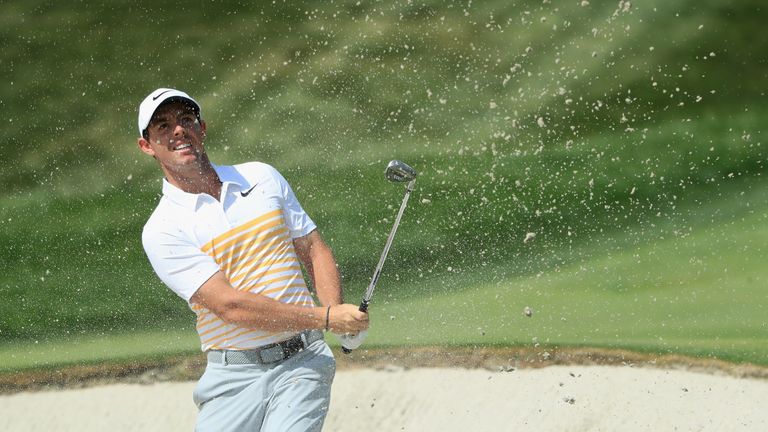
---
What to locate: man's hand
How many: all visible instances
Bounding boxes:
[329,304,369,351]
[327,304,369,333]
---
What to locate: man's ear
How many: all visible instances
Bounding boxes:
[137,137,155,157]
[200,119,207,137]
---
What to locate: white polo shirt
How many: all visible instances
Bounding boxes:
[142,162,317,351]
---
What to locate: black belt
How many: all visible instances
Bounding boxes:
[207,329,323,365]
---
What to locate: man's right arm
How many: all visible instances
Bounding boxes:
[190,271,369,334]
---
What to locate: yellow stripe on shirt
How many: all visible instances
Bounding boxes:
[200,209,283,255]
[212,221,286,267]
[225,232,292,278]
[228,257,300,286]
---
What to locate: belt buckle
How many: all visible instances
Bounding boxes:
[256,332,311,364]
[283,335,304,357]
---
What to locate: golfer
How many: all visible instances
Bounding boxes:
[137,88,369,431]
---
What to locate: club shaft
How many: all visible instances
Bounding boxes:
[360,179,416,309]
[344,179,415,354]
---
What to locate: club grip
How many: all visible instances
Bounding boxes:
[341,300,370,354]
[358,300,369,313]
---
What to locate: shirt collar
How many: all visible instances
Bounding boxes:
[161,164,245,210]
[161,178,201,209]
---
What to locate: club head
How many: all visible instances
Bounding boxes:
[385,160,417,183]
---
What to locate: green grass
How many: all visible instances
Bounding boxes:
[365,177,768,366]
[0,330,199,373]
[2,177,765,371]
[1,0,767,371]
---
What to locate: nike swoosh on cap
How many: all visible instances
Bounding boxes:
[152,90,172,101]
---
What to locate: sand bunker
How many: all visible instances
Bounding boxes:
[1,364,766,431]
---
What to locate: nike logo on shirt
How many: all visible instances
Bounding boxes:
[240,185,258,197]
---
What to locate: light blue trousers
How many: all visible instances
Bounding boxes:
[193,340,336,432]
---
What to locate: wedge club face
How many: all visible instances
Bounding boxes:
[385,160,417,182]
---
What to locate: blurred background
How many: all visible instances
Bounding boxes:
[1,0,766,370]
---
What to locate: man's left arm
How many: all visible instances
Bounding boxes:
[294,230,343,307]
[296,229,369,350]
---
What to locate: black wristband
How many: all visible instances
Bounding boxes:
[325,305,331,331]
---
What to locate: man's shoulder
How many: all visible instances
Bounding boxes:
[220,161,283,186]
[230,161,278,176]
[142,195,188,237]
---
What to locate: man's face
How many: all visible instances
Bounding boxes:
[138,101,207,171]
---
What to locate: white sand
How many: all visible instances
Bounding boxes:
[1,365,766,431]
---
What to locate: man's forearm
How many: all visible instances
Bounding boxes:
[191,272,367,334]
[295,231,344,306]
[311,244,343,306]
[219,289,327,332]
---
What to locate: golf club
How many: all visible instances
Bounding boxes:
[342,160,417,354]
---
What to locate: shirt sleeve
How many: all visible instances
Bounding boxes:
[268,166,317,238]
[142,227,221,303]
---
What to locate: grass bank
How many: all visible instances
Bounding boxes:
[0,0,766,371]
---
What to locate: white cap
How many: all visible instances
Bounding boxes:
[137,88,201,137]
